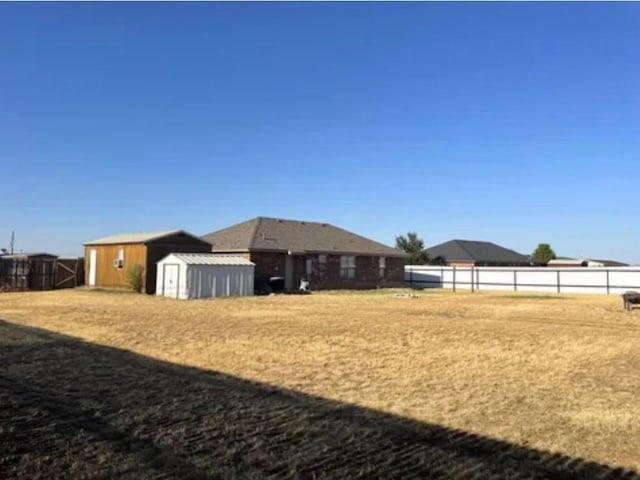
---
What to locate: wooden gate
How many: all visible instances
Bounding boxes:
[55,258,85,289]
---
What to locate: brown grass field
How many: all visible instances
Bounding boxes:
[1,288,639,479]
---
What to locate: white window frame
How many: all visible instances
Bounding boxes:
[340,255,356,279]
[113,248,125,268]
[379,257,386,278]
[318,254,327,270]
[306,259,313,277]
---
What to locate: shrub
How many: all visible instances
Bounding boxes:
[126,263,144,293]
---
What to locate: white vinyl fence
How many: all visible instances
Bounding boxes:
[405,266,640,295]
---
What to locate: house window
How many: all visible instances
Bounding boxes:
[318,255,327,270]
[306,259,312,277]
[379,257,386,278]
[340,255,356,279]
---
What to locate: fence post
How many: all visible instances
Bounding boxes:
[476,268,480,291]
[557,270,561,293]
[453,266,456,292]
[514,270,517,292]
[606,269,610,295]
[409,267,413,289]
[471,267,474,293]
[75,258,81,287]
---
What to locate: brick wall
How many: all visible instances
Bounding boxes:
[270,252,405,290]
[448,261,476,268]
[220,250,407,291]
[249,251,287,288]
[384,257,407,287]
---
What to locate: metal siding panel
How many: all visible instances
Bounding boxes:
[179,264,188,300]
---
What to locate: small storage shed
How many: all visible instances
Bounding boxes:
[156,253,255,299]
[84,230,213,294]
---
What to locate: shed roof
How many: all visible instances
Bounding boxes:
[202,217,406,257]
[424,239,530,264]
[85,229,187,246]
[161,253,254,266]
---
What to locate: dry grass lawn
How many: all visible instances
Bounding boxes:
[1,288,639,472]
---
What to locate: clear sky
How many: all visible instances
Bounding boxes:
[1,2,639,262]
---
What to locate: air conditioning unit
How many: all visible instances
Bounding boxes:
[113,259,124,268]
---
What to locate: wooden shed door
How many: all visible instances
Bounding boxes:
[163,264,180,298]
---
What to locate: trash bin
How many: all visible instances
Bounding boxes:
[269,276,285,293]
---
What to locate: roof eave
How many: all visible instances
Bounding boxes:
[236,247,407,257]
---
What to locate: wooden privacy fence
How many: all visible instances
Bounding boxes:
[0,257,84,292]
[405,266,640,295]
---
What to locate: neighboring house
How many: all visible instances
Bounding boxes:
[201,217,407,291]
[423,239,531,267]
[84,230,212,294]
[547,258,629,268]
[0,252,58,291]
[547,258,588,267]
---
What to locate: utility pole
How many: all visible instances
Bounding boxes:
[9,230,15,254]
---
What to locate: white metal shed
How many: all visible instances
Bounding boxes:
[156,253,254,300]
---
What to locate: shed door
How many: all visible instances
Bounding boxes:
[88,249,97,287]
[163,264,180,298]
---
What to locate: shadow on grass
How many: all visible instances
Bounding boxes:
[1,320,637,480]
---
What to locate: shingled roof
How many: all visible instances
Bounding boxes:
[201,217,406,257]
[424,239,530,265]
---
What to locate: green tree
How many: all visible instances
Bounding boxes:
[532,243,556,265]
[126,263,145,293]
[396,232,427,265]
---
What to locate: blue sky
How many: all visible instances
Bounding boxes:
[1,3,639,262]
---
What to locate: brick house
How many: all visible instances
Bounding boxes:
[201,217,407,291]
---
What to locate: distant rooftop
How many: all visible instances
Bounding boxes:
[424,239,530,264]
[589,259,629,267]
[549,257,629,267]
[0,252,58,259]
